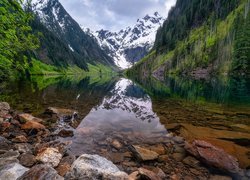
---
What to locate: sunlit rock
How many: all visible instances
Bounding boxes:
[65,154,128,179]
[36,147,62,167]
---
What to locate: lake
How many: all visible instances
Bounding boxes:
[0,74,249,177]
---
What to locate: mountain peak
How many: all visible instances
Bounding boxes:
[154,11,160,17]
[91,13,165,69]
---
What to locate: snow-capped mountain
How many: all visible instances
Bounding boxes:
[83,12,165,69]
[27,0,115,69]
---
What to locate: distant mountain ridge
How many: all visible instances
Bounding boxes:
[83,12,165,69]
[30,0,115,70]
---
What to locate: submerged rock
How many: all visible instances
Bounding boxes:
[45,107,77,121]
[0,163,29,180]
[36,147,62,167]
[130,145,159,161]
[111,139,123,149]
[58,129,74,137]
[209,175,232,180]
[18,164,63,180]
[185,140,242,174]
[138,168,162,180]
[21,120,45,131]
[18,113,43,123]
[65,154,128,179]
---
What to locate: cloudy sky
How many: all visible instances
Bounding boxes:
[59,0,176,32]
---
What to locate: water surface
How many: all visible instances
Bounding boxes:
[0,75,249,169]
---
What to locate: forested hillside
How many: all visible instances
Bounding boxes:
[127,0,250,78]
[0,0,115,82]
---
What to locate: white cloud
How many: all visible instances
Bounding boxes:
[59,0,177,31]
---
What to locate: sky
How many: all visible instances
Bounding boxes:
[59,0,176,32]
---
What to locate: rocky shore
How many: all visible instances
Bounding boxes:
[0,102,249,180]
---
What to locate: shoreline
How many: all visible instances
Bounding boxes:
[0,101,249,179]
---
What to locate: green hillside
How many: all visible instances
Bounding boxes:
[127,0,250,78]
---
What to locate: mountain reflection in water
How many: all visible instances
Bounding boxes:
[68,78,167,155]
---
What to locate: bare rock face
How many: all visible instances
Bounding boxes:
[36,147,62,167]
[65,154,128,179]
[0,163,29,180]
[185,140,242,174]
[18,164,63,180]
[130,145,159,161]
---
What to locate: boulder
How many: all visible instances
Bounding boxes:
[36,147,62,167]
[0,163,29,180]
[130,145,159,161]
[0,102,10,117]
[19,153,36,167]
[21,120,45,130]
[185,140,241,174]
[18,164,63,180]
[65,154,128,179]
[18,113,43,123]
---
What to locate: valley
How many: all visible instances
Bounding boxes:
[0,0,249,179]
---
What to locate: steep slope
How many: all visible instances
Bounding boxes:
[85,12,164,69]
[128,0,250,78]
[31,0,115,69]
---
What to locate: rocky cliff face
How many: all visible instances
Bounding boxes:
[30,0,115,69]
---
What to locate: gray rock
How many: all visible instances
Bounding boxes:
[14,143,32,154]
[0,136,13,151]
[19,153,36,167]
[0,150,20,168]
[65,154,128,179]
[0,163,29,180]
[173,136,184,144]
[18,164,63,180]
